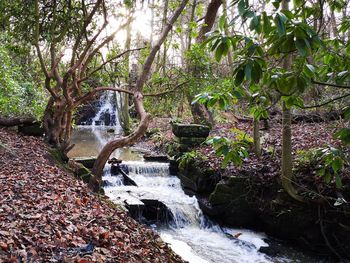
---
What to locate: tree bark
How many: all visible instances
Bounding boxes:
[91,0,189,190]
[188,0,222,126]
[281,0,304,202]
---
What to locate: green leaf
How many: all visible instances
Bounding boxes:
[295,38,307,56]
[238,0,247,15]
[262,12,272,34]
[235,69,245,86]
[244,62,252,81]
[219,15,226,31]
[304,64,316,78]
[344,107,350,119]
[274,13,286,37]
[335,174,342,188]
[331,157,343,173]
[334,128,350,144]
[293,0,303,7]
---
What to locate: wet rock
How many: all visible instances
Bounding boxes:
[126,199,173,225]
[74,96,100,125]
[111,164,129,175]
[110,164,137,186]
[107,128,115,133]
[169,159,179,175]
[171,123,210,138]
[94,120,102,125]
[140,199,173,224]
[208,177,258,227]
[258,245,280,257]
[178,156,219,194]
[143,154,169,163]
[104,112,111,126]
[18,122,44,137]
[102,180,114,187]
[177,137,207,146]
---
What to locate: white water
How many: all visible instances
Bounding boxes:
[69,91,319,263]
[103,161,274,263]
[92,90,123,133]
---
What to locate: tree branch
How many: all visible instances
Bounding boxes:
[312,80,350,89]
[301,93,350,109]
[144,81,188,96]
[79,47,145,83]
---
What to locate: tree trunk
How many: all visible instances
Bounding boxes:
[43,96,72,159]
[188,0,222,126]
[91,0,189,191]
[280,0,304,202]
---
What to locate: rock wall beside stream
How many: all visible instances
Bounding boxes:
[176,154,350,259]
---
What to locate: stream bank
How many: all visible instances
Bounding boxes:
[170,136,350,261]
[0,128,184,262]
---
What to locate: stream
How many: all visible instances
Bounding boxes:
[68,91,321,263]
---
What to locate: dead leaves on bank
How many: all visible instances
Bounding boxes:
[0,128,184,263]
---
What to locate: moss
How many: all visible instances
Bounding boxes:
[47,148,71,171]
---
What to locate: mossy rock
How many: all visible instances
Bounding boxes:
[177,137,207,146]
[171,123,210,138]
[178,155,219,194]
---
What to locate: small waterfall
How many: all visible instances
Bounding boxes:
[92,90,122,129]
[103,161,275,263]
[125,161,170,177]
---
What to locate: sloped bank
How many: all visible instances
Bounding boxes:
[176,154,350,260]
[0,128,185,262]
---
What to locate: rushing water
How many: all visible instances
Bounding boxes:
[68,91,321,263]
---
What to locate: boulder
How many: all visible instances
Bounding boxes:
[178,156,219,194]
[171,123,210,138]
[18,122,44,137]
[177,137,207,146]
[208,177,258,227]
[140,199,173,224]
[126,199,173,225]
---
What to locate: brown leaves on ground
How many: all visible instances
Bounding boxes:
[0,128,185,263]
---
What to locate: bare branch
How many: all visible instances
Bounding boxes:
[144,81,188,96]
[301,93,350,109]
[79,47,145,83]
[312,80,350,89]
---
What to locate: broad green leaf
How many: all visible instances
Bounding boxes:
[244,62,252,81]
[235,69,245,86]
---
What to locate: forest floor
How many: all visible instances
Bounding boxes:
[0,128,185,263]
[142,115,350,199]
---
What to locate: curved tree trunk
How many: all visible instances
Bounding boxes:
[43,96,73,159]
[90,0,189,191]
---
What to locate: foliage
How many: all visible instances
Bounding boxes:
[206,129,252,168]
[334,106,350,145]
[0,44,46,118]
[178,150,204,169]
[297,146,349,188]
